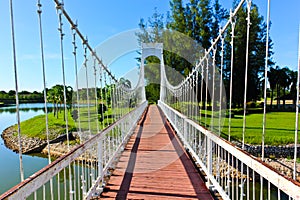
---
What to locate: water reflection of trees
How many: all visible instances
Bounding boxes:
[0,107,53,114]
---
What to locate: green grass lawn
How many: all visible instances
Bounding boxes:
[168,102,299,145]
[15,105,128,140]
[15,111,76,140]
[15,101,299,146]
[199,111,299,145]
[75,105,130,133]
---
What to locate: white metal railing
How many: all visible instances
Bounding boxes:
[1,0,148,199]
[158,100,300,200]
[0,101,147,200]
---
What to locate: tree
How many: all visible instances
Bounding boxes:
[137,1,273,107]
[168,0,187,34]
[211,0,229,67]
[71,109,78,122]
[198,0,213,50]
[136,8,165,44]
[47,85,73,120]
[268,66,278,109]
[268,66,296,110]
[145,83,160,104]
[98,103,107,122]
[136,10,166,104]
[277,67,291,109]
[224,3,273,107]
[47,87,58,117]
[289,70,298,105]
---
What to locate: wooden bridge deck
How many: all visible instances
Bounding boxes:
[100,105,214,199]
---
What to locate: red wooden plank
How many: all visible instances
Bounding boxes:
[100,105,214,199]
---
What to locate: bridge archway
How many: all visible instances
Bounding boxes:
[141,43,163,62]
[141,43,164,102]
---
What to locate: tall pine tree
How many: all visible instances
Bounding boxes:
[136,0,273,106]
[224,3,273,107]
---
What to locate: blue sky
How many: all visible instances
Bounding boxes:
[0,0,299,92]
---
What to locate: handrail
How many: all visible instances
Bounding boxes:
[0,101,148,200]
[158,100,300,200]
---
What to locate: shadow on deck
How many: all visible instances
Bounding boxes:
[100,105,214,199]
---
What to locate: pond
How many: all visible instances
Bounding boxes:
[0,103,50,194]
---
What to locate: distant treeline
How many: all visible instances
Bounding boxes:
[0,90,44,104]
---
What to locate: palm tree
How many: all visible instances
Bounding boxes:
[288,70,298,105]
[47,85,73,120]
[268,66,278,109]
[47,85,64,119]
[47,89,57,117]
[54,85,64,117]
[278,67,291,109]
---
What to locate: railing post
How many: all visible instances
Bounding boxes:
[121,119,126,142]
[184,119,188,145]
[98,139,103,187]
[206,137,213,190]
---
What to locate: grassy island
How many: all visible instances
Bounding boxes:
[15,112,76,140]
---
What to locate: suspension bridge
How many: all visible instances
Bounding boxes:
[1,0,300,199]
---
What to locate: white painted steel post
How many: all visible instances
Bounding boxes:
[207,137,213,189]
[9,0,24,182]
[184,119,188,144]
[262,0,271,162]
[293,24,300,180]
[242,0,252,150]
[228,9,236,142]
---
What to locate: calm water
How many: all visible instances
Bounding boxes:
[0,103,49,194]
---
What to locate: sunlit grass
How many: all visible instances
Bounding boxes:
[16,111,76,140]
[198,111,299,145]
[15,103,133,140]
[170,101,299,145]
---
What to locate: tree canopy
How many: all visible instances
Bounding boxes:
[137,0,277,107]
[47,84,73,120]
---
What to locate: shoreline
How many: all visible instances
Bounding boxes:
[1,125,299,182]
[1,126,46,154]
[1,125,77,155]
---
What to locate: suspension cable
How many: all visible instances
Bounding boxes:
[200,62,204,125]
[37,0,51,164]
[52,0,117,83]
[191,71,197,119]
[262,0,271,161]
[211,47,217,131]
[219,33,225,137]
[93,57,100,134]
[71,22,82,143]
[194,0,246,72]
[83,41,91,136]
[109,76,113,124]
[37,1,54,199]
[99,64,105,129]
[242,0,252,150]
[228,10,236,142]
[104,71,109,123]
[57,2,70,151]
[9,0,24,182]
[195,71,199,119]
[205,54,209,128]
[294,25,300,180]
